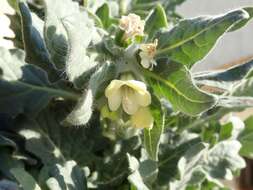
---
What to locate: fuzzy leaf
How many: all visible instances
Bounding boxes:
[127,154,150,190]
[239,116,253,158]
[17,101,107,167]
[155,9,249,67]
[64,63,116,126]
[194,59,253,91]
[158,133,201,185]
[96,3,112,29]
[217,96,253,109]
[170,143,207,190]
[171,140,245,189]
[43,0,79,68]
[220,116,245,141]
[229,7,253,32]
[194,59,253,83]
[145,4,168,39]
[10,167,42,190]
[0,134,17,150]
[63,89,93,126]
[18,119,65,166]
[46,161,87,190]
[63,11,97,85]
[18,2,60,82]
[0,48,78,117]
[0,179,19,190]
[132,0,186,13]
[0,134,23,180]
[145,61,216,116]
[231,77,253,97]
[7,0,19,13]
[203,140,246,181]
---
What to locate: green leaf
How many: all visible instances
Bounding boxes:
[144,62,216,116]
[64,63,116,126]
[155,9,249,67]
[0,150,22,180]
[144,98,165,161]
[194,59,253,91]
[96,3,112,29]
[164,0,187,11]
[170,143,207,190]
[239,116,253,158]
[46,160,87,190]
[203,140,246,182]
[17,102,108,167]
[127,154,150,190]
[217,96,253,109]
[7,0,19,13]
[158,133,201,186]
[219,115,245,141]
[170,140,245,189]
[7,11,23,49]
[18,2,60,82]
[0,133,17,150]
[0,134,23,180]
[145,4,168,39]
[0,179,19,190]
[219,123,233,141]
[231,77,253,97]
[43,0,79,68]
[229,7,253,32]
[10,167,42,190]
[139,158,158,184]
[17,104,124,188]
[132,0,186,13]
[0,48,79,117]
[18,118,66,165]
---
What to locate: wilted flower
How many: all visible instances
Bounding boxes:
[119,13,145,39]
[0,1,15,49]
[139,39,158,69]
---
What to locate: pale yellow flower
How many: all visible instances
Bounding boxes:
[105,78,151,115]
[119,13,145,39]
[139,39,158,69]
[131,107,153,129]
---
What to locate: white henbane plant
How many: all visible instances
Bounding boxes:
[0,0,253,189]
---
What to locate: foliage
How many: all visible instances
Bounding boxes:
[1,0,253,189]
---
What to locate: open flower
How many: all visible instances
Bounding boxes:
[105,75,153,129]
[139,39,158,69]
[105,78,151,115]
[119,13,145,40]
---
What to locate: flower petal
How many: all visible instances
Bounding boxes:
[131,107,154,129]
[135,90,151,107]
[122,87,139,115]
[105,80,125,111]
[107,89,122,111]
[125,80,147,93]
[140,52,150,69]
[105,80,125,97]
